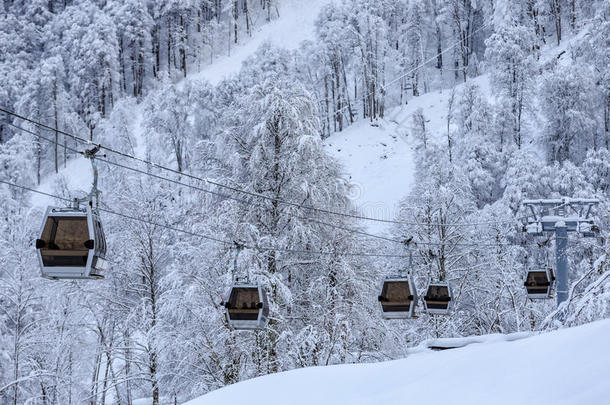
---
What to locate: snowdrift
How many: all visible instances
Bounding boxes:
[185,320,610,405]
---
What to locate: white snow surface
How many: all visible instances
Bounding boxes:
[185,320,610,405]
[32,155,93,208]
[190,0,330,85]
[323,119,415,234]
[323,75,490,233]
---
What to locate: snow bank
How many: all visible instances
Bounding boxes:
[185,320,610,405]
[420,330,532,351]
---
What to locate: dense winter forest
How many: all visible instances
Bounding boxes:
[0,0,609,403]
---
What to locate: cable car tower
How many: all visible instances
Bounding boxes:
[522,198,600,307]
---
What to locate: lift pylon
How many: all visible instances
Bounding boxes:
[522,197,600,308]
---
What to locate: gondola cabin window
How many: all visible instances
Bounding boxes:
[378,277,417,319]
[379,281,414,312]
[524,269,554,299]
[223,284,269,330]
[39,216,90,267]
[226,287,262,321]
[423,283,452,314]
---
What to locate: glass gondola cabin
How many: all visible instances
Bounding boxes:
[223,283,269,330]
[378,276,418,319]
[423,282,452,315]
[36,206,107,280]
[524,269,554,299]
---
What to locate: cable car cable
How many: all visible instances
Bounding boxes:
[6,121,531,249]
[1,178,549,259]
[1,109,524,228]
[5,121,428,246]
[0,178,425,258]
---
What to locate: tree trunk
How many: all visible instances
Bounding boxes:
[119,39,127,93]
[12,307,21,405]
[144,236,160,405]
[168,15,172,72]
[447,89,455,162]
[244,0,251,36]
[551,0,562,44]
[180,14,187,77]
[604,93,610,149]
[233,0,238,44]
[131,41,137,97]
[89,336,103,405]
[266,0,271,22]
[324,75,330,137]
[340,55,354,123]
[433,0,443,70]
[36,126,41,185]
[124,331,133,405]
[100,351,111,405]
[153,24,160,78]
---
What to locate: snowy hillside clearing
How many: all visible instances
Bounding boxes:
[323,75,491,233]
[323,118,415,234]
[186,320,610,405]
[190,0,331,85]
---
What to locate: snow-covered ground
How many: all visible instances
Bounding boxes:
[190,0,331,85]
[186,320,610,405]
[323,75,491,233]
[324,119,415,233]
[386,74,491,141]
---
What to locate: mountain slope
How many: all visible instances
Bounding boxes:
[190,0,331,85]
[185,320,610,405]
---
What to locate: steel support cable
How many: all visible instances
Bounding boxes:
[1,109,522,227]
[4,122,537,250]
[1,177,547,260]
[0,178,417,257]
[6,121,415,246]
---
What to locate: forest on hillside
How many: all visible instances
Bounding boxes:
[1,0,609,404]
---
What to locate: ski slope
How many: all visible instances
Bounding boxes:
[323,75,491,233]
[185,320,610,405]
[323,119,415,234]
[190,0,331,85]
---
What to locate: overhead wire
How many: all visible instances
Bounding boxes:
[0,178,415,257]
[0,107,523,228]
[1,176,549,258]
[5,121,414,246]
[6,121,539,250]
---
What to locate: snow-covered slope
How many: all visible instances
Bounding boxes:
[323,75,490,233]
[190,0,330,85]
[323,119,415,233]
[185,320,610,405]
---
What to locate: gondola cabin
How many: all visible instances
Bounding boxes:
[524,269,554,299]
[423,282,452,315]
[378,276,418,319]
[36,206,107,280]
[223,283,269,330]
